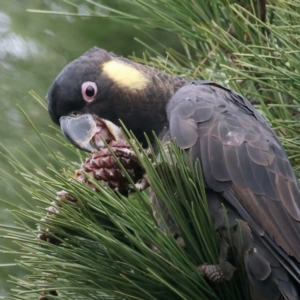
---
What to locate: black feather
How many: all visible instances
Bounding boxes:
[167,81,300,298]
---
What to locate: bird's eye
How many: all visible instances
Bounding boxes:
[81,81,97,102]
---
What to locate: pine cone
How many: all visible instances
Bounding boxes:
[37,117,147,249]
[38,140,145,243]
[37,191,76,245]
[75,140,144,195]
[37,119,147,300]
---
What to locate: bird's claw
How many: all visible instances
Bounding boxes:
[133,175,149,191]
[113,147,152,163]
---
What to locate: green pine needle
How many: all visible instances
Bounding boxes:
[3,0,300,299]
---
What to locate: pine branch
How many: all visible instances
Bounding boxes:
[2,127,250,299]
[3,0,300,299]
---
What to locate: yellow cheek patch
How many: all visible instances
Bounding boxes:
[102,60,149,90]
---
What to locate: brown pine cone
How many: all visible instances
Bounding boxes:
[38,119,146,243]
[75,140,144,195]
[37,119,147,300]
[38,140,145,244]
[37,190,77,245]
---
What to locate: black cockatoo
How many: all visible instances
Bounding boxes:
[47,47,300,299]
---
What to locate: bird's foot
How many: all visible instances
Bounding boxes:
[133,174,149,191]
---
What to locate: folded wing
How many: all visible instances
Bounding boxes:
[167,81,300,284]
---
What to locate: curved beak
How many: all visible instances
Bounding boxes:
[60,114,97,152]
[60,114,125,152]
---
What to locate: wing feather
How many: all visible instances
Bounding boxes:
[223,145,248,189]
[169,115,197,148]
[167,81,300,269]
[246,143,271,166]
[208,135,230,181]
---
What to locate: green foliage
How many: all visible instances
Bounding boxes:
[1,124,248,300]
[99,0,300,170]
[2,0,300,299]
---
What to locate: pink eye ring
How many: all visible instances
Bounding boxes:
[81,81,97,102]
